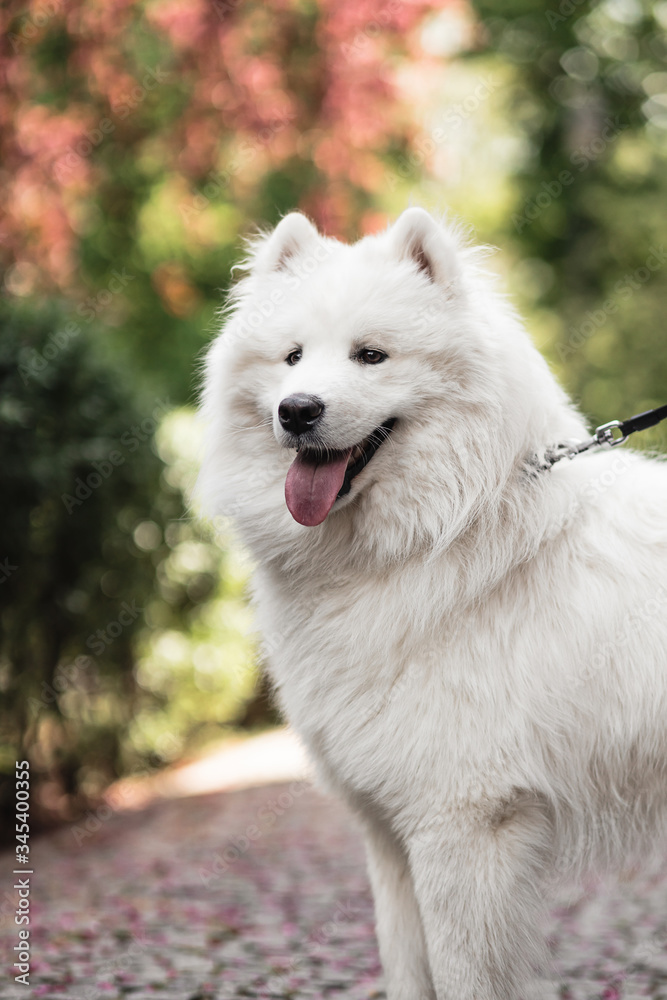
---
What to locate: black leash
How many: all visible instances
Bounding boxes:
[546,403,667,468]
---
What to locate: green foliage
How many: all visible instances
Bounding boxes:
[0,305,161,814]
[469,0,667,439]
[0,305,256,832]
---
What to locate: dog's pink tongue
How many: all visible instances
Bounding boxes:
[285,449,352,526]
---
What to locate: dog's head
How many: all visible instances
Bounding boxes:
[198,209,584,563]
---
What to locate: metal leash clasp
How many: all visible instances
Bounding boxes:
[593,419,629,448]
[545,404,667,470]
[545,419,628,468]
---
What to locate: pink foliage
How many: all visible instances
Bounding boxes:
[0,0,450,290]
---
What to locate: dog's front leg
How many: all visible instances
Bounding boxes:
[407,802,551,1000]
[364,822,436,1000]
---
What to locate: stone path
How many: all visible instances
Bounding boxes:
[4,757,667,998]
[1,781,379,1000]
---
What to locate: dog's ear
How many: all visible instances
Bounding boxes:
[389,208,460,288]
[253,213,321,273]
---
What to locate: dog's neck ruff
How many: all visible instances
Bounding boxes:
[540,404,667,471]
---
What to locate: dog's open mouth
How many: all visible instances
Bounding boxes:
[285,419,396,527]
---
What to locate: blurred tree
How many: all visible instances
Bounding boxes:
[1,0,443,403]
[0,303,198,833]
[470,0,667,434]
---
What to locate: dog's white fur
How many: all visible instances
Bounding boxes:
[197,208,667,999]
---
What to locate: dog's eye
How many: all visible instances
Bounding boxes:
[357,349,387,365]
[285,348,302,366]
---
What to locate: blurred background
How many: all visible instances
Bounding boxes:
[2,0,667,836]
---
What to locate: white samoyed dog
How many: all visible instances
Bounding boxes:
[197,208,667,1000]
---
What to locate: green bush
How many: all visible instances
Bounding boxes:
[0,303,194,832]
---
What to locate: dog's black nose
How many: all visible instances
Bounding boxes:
[278,394,324,435]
